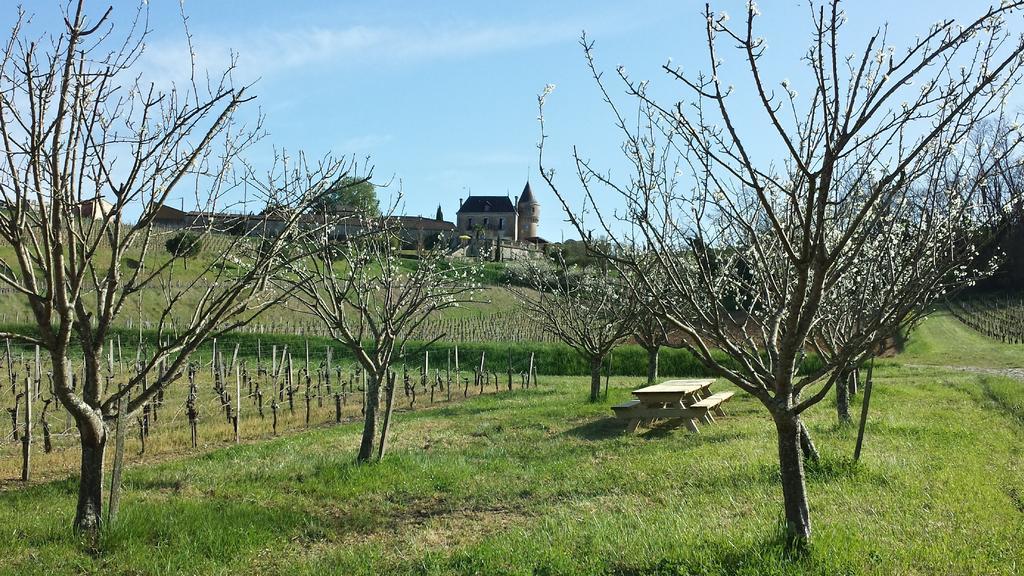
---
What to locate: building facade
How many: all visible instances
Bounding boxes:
[455,182,542,244]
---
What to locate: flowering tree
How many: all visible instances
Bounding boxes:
[539,1,1024,544]
[0,3,349,534]
[511,258,635,401]
[281,211,483,462]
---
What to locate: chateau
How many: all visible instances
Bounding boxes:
[455,182,543,245]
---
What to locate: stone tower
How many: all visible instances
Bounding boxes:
[516,181,539,241]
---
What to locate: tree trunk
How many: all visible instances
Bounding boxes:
[799,422,819,463]
[74,432,107,533]
[589,355,602,402]
[774,411,811,545]
[836,370,852,424]
[646,345,659,385]
[377,372,397,461]
[357,373,380,462]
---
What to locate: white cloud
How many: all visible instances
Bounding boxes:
[137,19,579,89]
[337,133,393,152]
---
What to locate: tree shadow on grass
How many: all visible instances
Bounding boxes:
[605,527,815,576]
[564,417,751,445]
[563,417,626,440]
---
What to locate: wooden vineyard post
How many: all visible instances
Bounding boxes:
[272,345,278,379]
[325,347,332,395]
[234,363,241,443]
[446,349,452,401]
[316,364,323,408]
[211,338,218,379]
[507,348,513,391]
[108,396,128,526]
[20,376,30,481]
[187,366,199,448]
[335,393,342,423]
[455,346,462,398]
[527,352,534,389]
[5,338,13,395]
[478,351,486,394]
[33,345,40,399]
[286,353,294,413]
[421,350,430,399]
[854,358,875,462]
[304,367,311,427]
[229,343,240,374]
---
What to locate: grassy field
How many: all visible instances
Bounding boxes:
[899,310,1024,368]
[0,314,1022,574]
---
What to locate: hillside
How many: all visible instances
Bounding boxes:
[0,237,533,340]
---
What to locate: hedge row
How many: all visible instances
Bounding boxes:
[0,324,821,378]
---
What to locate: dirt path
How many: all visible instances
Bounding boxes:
[905,364,1024,381]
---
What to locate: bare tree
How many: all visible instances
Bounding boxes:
[0,3,346,533]
[539,1,1024,544]
[511,258,635,401]
[281,210,483,462]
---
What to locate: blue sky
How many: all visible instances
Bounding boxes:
[6,1,1020,239]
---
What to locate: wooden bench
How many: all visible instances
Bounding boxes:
[611,400,641,417]
[610,401,706,433]
[689,391,735,422]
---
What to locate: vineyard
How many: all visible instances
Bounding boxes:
[0,337,541,482]
[947,294,1024,343]
[0,309,558,344]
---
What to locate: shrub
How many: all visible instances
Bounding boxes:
[165,231,203,259]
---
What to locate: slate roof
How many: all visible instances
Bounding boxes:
[457,195,516,213]
[518,181,536,205]
[394,215,456,231]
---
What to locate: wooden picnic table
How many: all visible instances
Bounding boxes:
[631,379,714,407]
[611,378,733,434]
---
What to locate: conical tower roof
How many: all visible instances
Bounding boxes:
[518,181,537,205]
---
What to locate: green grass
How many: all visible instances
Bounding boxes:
[900,310,1024,368]
[1,312,1023,574]
[1,364,1023,575]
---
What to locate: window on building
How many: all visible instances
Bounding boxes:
[467,217,473,230]
[498,217,504,230]
[483,217,489,227]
